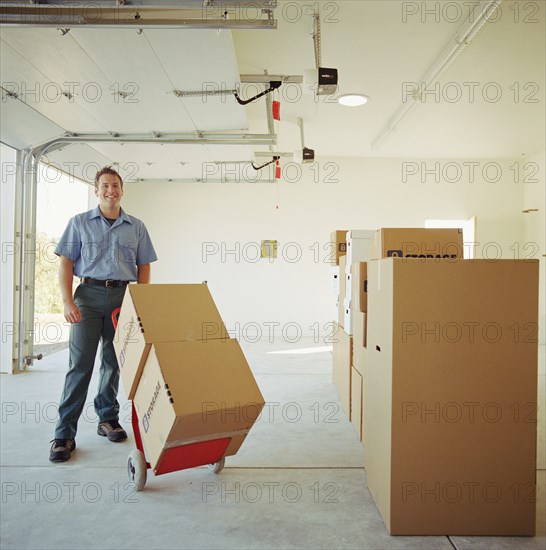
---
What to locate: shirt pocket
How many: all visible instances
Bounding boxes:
[80,239,105,263]
[116,242,137,264]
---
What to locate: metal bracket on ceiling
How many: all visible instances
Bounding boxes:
[251,155,279,171]
[234,81,281,106]
[298,117,306,148]
[173,88,237,98]
[311,11,321,69]
[254,151,292,159]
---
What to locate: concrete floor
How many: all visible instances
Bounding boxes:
[0,341,544,550]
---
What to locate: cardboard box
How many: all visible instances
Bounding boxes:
[338,256,347,327]
[330,266,340,296]
[347,229,375,240]
[345,229,375,269]
[343,298,352,335]
[345,271,352,300]
[365,258,539,535]
[352,311,367,371]
[114,284,229,399]
[350,366,363,441]
[330,230,348,265]
[134,339,265,471]
[351,263,368,354]
[361,352,367,445]
[332,324,352,419]
[370,228,464,260]
[351,299,367,442]
[350,262,368,312]
[359,263,368,313]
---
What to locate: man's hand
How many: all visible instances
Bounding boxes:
[63,300,82,324]
[59,256,81,323]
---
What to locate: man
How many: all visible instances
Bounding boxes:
[50,167,157,462]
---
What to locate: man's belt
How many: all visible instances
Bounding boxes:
[81,277,129,288]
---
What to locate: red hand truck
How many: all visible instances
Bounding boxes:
[112,308,226,491]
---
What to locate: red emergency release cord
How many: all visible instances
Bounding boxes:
[111,308,121,331]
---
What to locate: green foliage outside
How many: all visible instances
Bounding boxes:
[34,232,62,314]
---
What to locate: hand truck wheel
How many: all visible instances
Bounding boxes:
[209,456,225,474]
[128,449,147,491]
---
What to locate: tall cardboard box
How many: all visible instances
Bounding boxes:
[330,266,340,296]
[345,229,375,269]
[345,270,352,300]
[365,258,539,535]
[332,323,352,419]
[338,256,347,327]
[351,262,368,443]
[370,228,464,260]
[351,263,367,371]
[349,262,368,313]
[352,310,367,444]
[134,339,265,472]
[350,366,363,441]
[113,284,229,399]
[359,263,368,313]
[330,230,348,265]
[351,310,367,372]
[343,298,352,335]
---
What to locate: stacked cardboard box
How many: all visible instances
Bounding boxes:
[364,229,539,535]
[370,227,464,259]
[333,255,352,418]
[337,255,348,330]
[332,322,352,417]
[331,230,374,428]
[345,231,373,440]
[113,284,265,473]
[350,262,367,441]
[329,230,348,266]
[329,231,347,312]
[346,230,375,267]
[343,230,374,335]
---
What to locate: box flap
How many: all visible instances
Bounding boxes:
[346,230,375,240]
[127,284,229,343]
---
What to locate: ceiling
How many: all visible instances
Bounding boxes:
[0,0,544,182]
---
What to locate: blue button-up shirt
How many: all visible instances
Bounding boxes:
[55,206,158,281]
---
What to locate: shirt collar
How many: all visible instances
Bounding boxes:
[89,206,132,224]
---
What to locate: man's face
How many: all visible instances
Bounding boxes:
[95,174,123,211]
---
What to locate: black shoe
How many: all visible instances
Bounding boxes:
[97,420,127,442]
[49,439,76,462]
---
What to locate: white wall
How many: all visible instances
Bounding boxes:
[523,151,545,345]
[0,144,17,372]
[121,156,528,342]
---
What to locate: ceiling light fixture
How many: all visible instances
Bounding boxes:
[338,94,368,107]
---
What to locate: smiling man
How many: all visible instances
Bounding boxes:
[50,167,157,462]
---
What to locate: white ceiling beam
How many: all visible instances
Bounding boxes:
[0,1,277,29]
[31,132,276,155]
[371,0,503,151]
[1,1,276,8]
